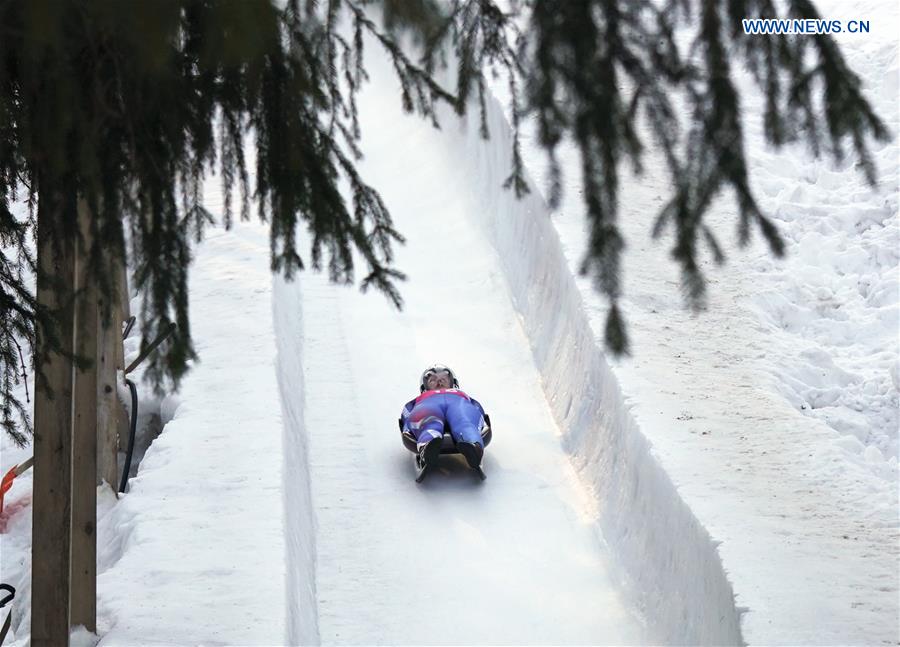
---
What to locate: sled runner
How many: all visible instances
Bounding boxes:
[399,414,492,482]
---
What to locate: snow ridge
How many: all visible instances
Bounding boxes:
[274,273,320,646]
[456,90,744,643]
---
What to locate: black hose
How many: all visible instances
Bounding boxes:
[0,583,15,645]
[119,379,139,493]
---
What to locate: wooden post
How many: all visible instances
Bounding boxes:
[96,295,121,491]
[96,225,121,491]
[70,198,97,632]
[31,188,76,647]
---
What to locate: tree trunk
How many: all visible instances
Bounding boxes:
[31,184,77,647]
[70,197,97,633]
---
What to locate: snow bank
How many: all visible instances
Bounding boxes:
[93,223,291,645]
[742,0,899,478]
[1,214,318,647]
[450,91,743,643]
[273,273,319,646]
[496,3,898,642]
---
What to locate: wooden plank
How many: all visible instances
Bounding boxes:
[14,455,34,476]
[96,302,120,490]
[31,189,76,647]
[70,198,97,632]
[96,250,120,490]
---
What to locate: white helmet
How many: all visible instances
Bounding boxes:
[420,364,459,392]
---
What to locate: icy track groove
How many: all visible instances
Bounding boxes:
[271,53,648,646]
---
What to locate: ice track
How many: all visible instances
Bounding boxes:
[272,49,646,645]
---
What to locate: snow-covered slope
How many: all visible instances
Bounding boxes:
[501,2,899,644]
[1,221,293,644]
[1,4,896,645]
[97,224,291,645]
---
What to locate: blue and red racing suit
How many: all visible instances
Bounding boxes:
[400,388,486,451]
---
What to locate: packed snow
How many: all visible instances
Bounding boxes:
[1,2,898,646]
[496,0,898,643]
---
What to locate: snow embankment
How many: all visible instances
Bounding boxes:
[93,222,291,645]
[1,218,311,646]
[450,88,743,643]
[273,271,319,646]
[743,0,899,478]
[501,3,898,643]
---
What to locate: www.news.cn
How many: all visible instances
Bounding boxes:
[742,19,871,35]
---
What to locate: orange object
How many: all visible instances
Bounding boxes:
[0,467,15,515]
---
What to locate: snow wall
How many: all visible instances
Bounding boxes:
[457,92,745,645]
[273,274,320,645]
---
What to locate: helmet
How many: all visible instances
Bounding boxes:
[420,364,459,392]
